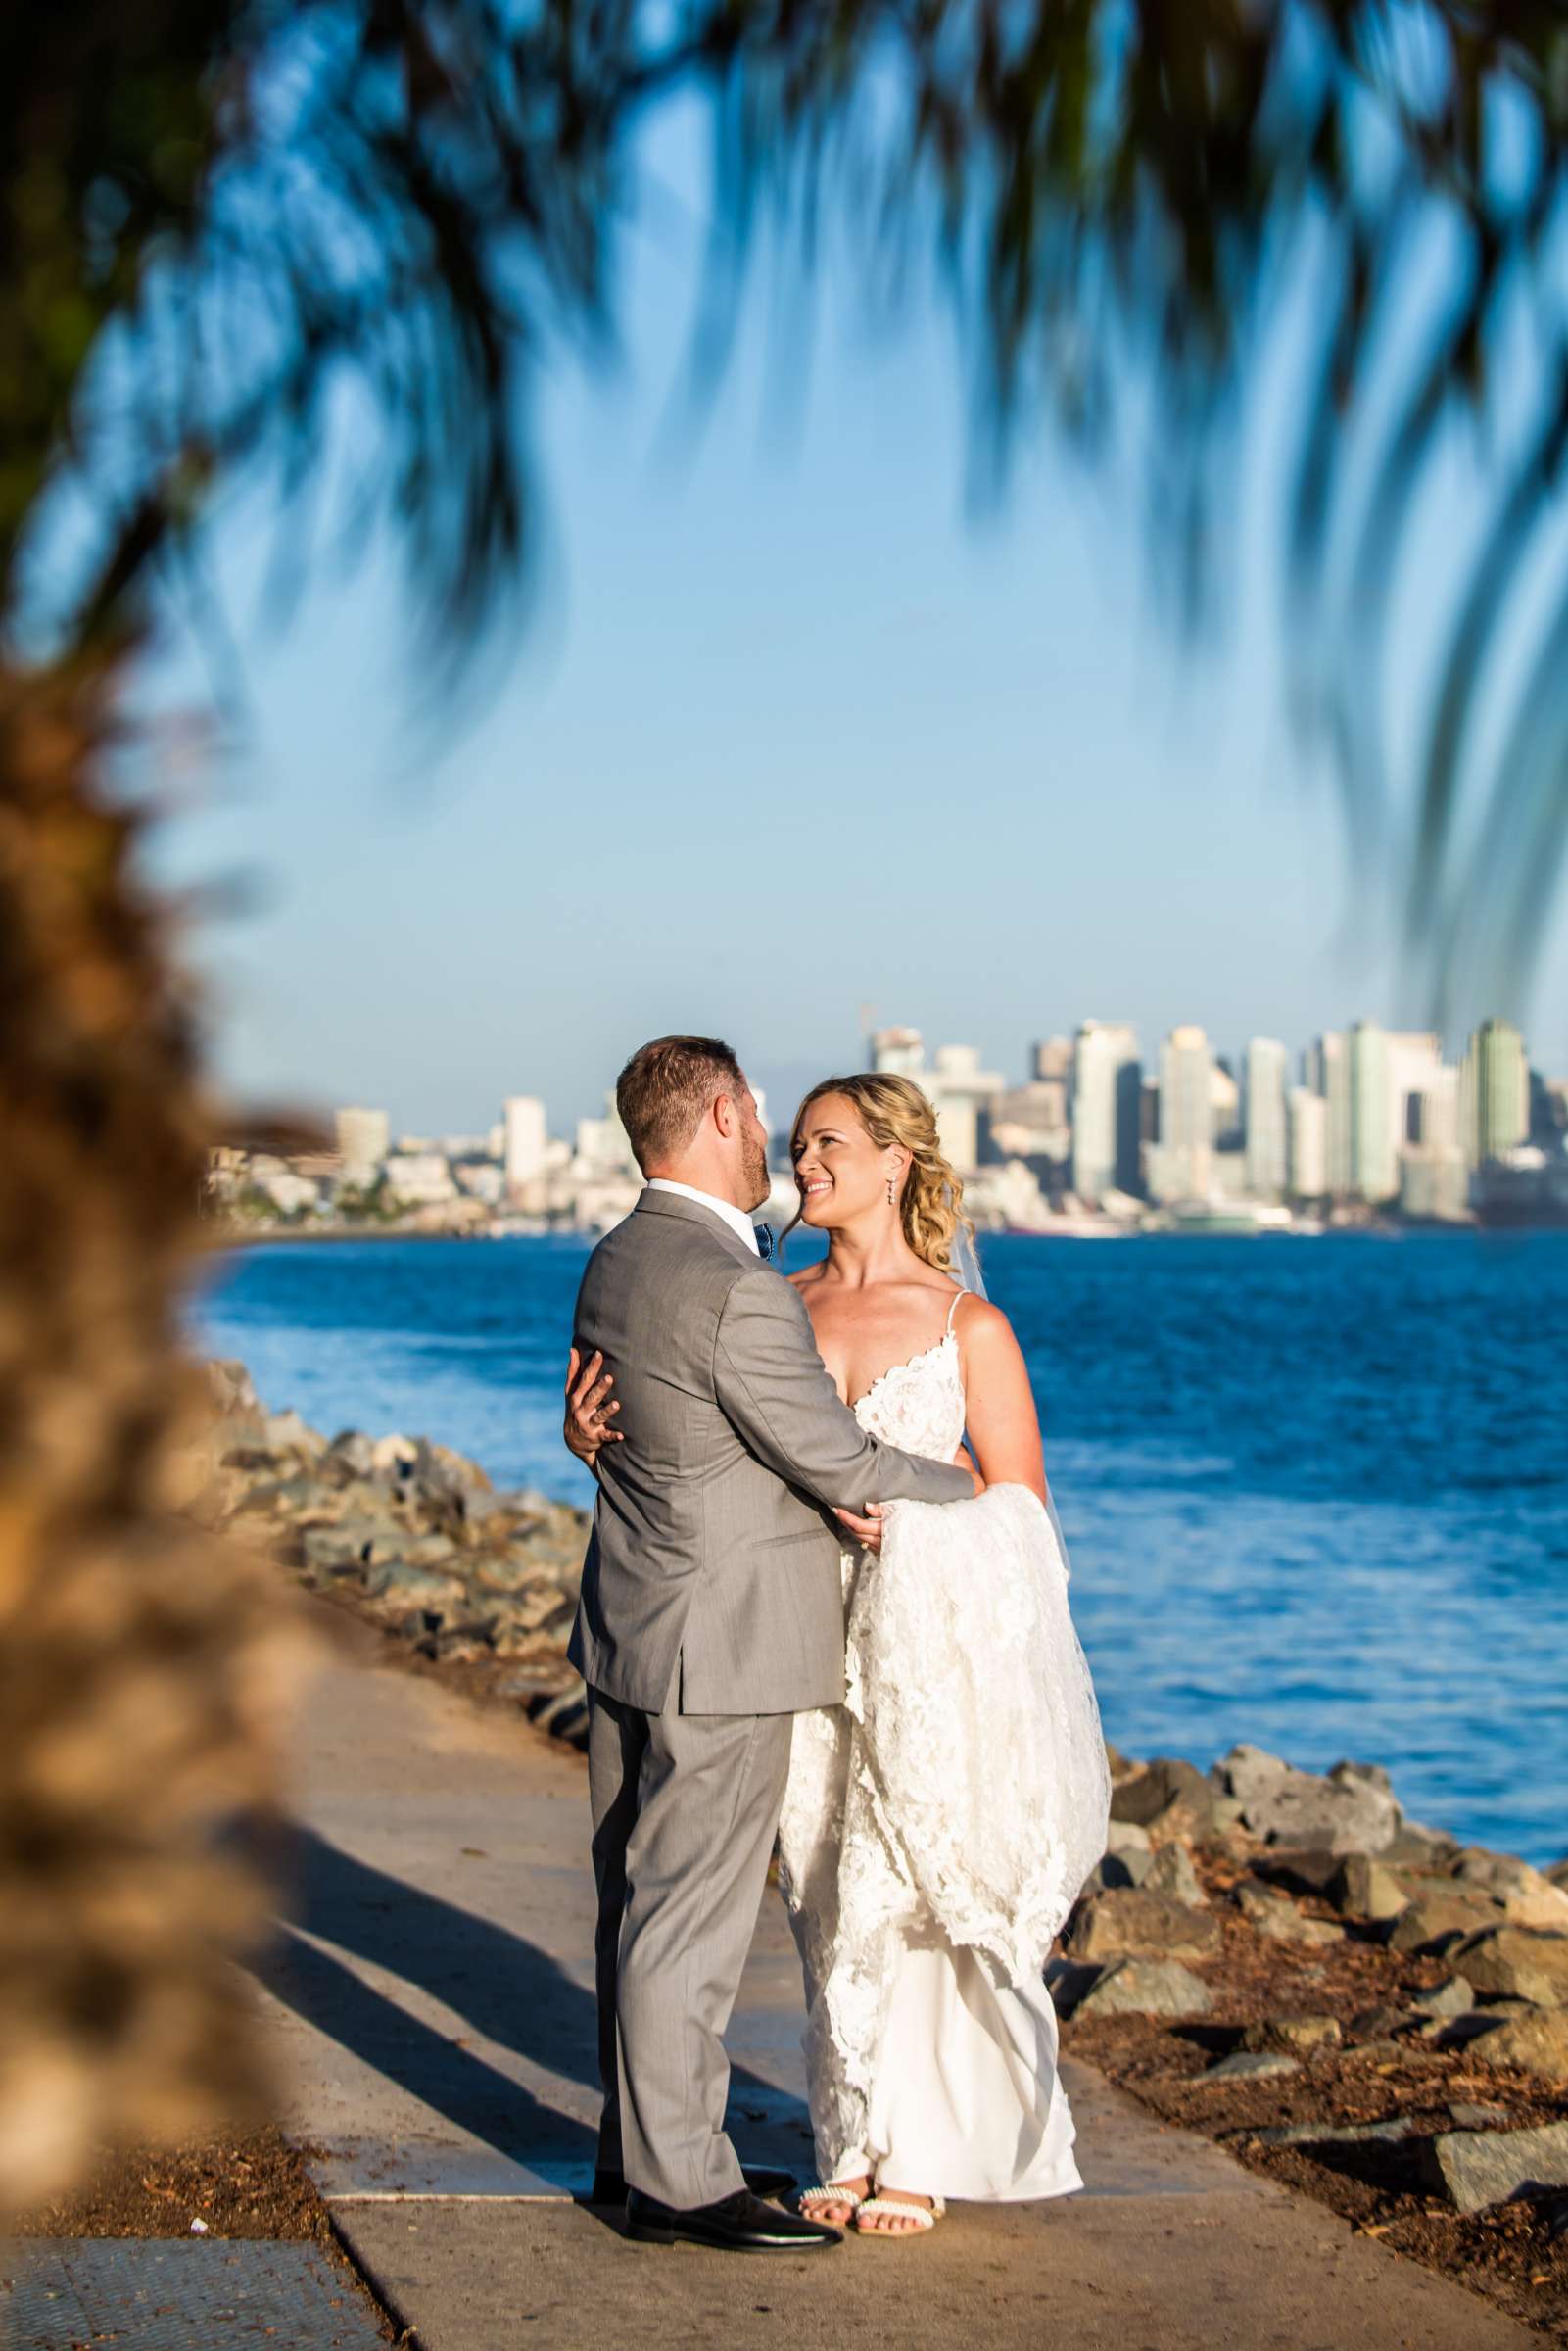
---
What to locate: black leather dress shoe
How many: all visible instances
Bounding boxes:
[624,2186,840,2251]
[591,2163,795,2206]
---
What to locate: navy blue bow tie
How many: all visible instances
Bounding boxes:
[754,1223,775,1262]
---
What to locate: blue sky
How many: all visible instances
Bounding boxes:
[135,100,1568,1139]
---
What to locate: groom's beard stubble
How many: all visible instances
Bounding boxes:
[743,1134,771,1213]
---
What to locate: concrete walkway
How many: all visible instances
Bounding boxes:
[253,1610,1538,2351]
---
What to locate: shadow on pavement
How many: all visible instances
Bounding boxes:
[254,1824,808,2178]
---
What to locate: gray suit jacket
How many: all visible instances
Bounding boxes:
[566,1187,973,1714]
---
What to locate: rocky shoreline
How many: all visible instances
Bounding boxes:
[201,1361,1568,2338]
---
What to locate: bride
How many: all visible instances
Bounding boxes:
[771,1073,1109,2236]
[564,1070,1110,2240]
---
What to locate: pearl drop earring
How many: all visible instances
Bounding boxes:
[886,1176,896,1205]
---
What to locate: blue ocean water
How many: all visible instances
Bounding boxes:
[187,1230,1568,1866]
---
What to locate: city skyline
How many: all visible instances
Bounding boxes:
[308,1004,1563,1160]
[215,1003,1566,1240]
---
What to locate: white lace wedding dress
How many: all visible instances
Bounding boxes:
[776,1300,1112,2201]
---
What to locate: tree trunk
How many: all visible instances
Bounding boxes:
[0,643,290,2210]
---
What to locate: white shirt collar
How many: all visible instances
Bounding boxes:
[646,1177,760,1255]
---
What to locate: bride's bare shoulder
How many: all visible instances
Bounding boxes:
[786,1265,829,1297]
[950,1290,1020,1349]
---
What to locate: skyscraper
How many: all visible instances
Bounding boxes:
[1150,1025,1213,1203]
[870,1027,925,1080]
[1071,1021,1142,1202]
[503,1095,548,1194]
[1460,1018,1529,1167]
[1307,1032,1353,1197]
[1245,1038,1289,1198]
[928,1043,1003,1175]
[334,1106,390,1187]
[1286,1087,1328,1199]
[1349,1020,1398,1202]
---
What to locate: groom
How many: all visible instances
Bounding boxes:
[565,1035,974,2252]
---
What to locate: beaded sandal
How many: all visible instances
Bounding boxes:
[853,2191,945,2236]
[794,2178,871,2223]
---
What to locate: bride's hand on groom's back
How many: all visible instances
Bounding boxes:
[564,1346,621,1467]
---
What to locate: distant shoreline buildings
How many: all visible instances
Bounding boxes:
[204,1013,1568,1240]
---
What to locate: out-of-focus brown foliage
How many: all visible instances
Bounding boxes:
[0,646,300,2208]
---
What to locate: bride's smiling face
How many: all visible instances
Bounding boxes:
[791,1092,905,1226]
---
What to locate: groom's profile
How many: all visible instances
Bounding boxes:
[566,1034,974,2252]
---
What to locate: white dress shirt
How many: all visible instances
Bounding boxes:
[646,1177,761,1256]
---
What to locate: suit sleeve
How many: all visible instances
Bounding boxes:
[712,1269,974,1511]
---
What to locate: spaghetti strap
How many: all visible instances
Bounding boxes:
[945,1285,966,1335]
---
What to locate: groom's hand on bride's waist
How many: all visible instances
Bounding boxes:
[834,1502,885,1552]
[836,1447,982,1545]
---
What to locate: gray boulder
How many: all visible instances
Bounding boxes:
[263,1409,326,1459]
[1144,1841,1207,1907]
[361,1560,469,1613]
[1251,2116,1418,2150]
[1201,2050,1300,2084]
[1110,1757,1218,1843]
[1463,2010,1568,2080]
[1061,1956,1213,2019]
[1232,1880,1344,1945]
[1450,1926,1568,2008]
[1209,1744,1402,1854]
[1419,2119,1568,2215]
[1349,2002,1412,2040]
[327,1429,378,1477]
[1067,1888,1221,1964]
[1449,1849,1568,1931]
[1410,1974,1475,2020]
[1242,2013,1342,2055]
[1329,1853,1409,1923]
[1385,1891,1504,1955]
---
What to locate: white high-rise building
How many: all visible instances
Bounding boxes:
[1400,1065,1467,1221]
[334,1106,390,1186]
[1210,1061,1241,1147]
[575,1094,637,1176]
[928,1043,1003,1175]
[870,1026,925,1080]
[1348,1020,1399,1202]
[1071,1021,1141,1202]
[1307,1032,1353,1197]
[1460,1018,1529,1167]
[1409,1064,1460,1150]
[1245,1038,1290,1198]
[1385,1032,1447,1154]
[1150,1025,1214,1203]
[1287,1086,1328,1199]
[502,1095,548,1193]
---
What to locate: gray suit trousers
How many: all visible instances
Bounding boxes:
[587,1680,793,2209]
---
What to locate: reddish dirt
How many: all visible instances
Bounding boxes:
[1062,1846,1568,2340]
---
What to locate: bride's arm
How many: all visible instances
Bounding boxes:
[954,1299,1050,1505]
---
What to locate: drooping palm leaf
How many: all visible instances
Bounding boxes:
[10,4,1568,999]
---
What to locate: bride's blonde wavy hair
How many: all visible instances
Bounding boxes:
[785,1072,974,1274]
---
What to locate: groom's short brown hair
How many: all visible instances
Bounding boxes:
[617,1035,747,1174]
